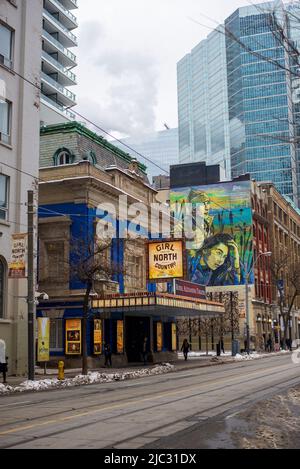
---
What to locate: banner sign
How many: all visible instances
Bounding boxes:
[37,318,50,362]
[174,279,206,299]
[8,233,27,278]
[171,323,177,351]
[66,319,81,355]
[157,322,163,351]
[117,320,124,353]
[149,241,183,280]
[94,319,102,355]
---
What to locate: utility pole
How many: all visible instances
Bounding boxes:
[245,261,250,355]
[27,191,35,381]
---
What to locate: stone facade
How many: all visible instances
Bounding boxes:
[37,123,180,366]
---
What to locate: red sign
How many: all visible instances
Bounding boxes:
[175,279,206,299]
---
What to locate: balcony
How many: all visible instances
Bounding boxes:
[41,95,76,121]
[44,0,78,31]
[59,0,78,10]
[42,29,77,69]
[41,71,76,107]
[42,50,77,87]
[43,9,78,48]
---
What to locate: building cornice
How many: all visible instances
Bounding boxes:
[40,122,147,173]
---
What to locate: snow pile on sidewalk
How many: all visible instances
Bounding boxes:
[234,350,290,361]
[0,363,174,395]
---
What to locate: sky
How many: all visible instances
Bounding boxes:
[76,0,260,139]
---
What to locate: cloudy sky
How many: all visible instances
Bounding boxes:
[76,0,257,139]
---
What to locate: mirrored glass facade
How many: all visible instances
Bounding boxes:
[226,2,298,202]
[114,128,179,182]
[177,28,231,181]
[177,1,300,204]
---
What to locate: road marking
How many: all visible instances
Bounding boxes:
[0,362,297,437]
[0,401,31,408]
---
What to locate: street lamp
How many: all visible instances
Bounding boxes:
[244,251,272,355]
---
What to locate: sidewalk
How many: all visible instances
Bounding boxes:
[2,350,289,388]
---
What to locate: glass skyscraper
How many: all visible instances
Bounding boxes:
[177,27,231,181]
[226,1,297,201]
[113,128,179,182]
[177,1,300,204]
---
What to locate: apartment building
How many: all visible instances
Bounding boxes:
[40,0,78,125]
[0,0,42,374]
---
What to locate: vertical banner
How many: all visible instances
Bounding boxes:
[37,318,50,362]
[66,319,82,355]
[94,319,102,355]
[8,233,27,278]
[117,320,124,353]
[157,322,163,352]
[171,323,177,351]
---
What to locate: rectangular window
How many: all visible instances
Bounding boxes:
[50,318,63,352]
[0,100,12,144]
[126,255,143,289]
[45,241,65,282]
[0,23,13,68]
[0,174,9,220]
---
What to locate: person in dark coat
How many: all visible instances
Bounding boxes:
[141,337,148,365]
[220,335,225,354]
[266,335,272,352]
[104,343,112,367]
[181,339,190,361]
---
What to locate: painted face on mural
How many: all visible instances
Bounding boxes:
[203,243,228,271]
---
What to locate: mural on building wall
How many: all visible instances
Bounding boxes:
[170,180,253,288]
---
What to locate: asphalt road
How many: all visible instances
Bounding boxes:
[0,354,299,449]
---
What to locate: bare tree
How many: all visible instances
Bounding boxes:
[270,254,300,344]
[71,236,122,375]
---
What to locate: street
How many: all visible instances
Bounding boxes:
[0,354,299,449]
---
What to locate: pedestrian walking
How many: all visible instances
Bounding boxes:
[104,343,112,367]
[0,340,7,384]
[141,337,148,365]
[220,335,225,354]
[266,335,272,353]
[181,339,190,361]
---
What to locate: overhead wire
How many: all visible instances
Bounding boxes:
[2,68,169,176]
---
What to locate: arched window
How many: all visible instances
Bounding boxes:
[53,148,74,166]
[0,258,6,318]
[83,150,97,165]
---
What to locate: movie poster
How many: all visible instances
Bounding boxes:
[66,319,81,355]
[157,322,163,352]
[94,319,102,355]
[37,318,50,362]
[117,320,124,354]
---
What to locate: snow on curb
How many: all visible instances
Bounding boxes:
[234,350,290,361]
[0,363,174,395]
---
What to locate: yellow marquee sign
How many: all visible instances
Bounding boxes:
[149,241,183,280]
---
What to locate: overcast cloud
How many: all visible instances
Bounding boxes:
[76,0,261,137]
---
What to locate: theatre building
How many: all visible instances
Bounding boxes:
[37,123,224,367]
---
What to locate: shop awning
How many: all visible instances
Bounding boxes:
[92,293,224,318]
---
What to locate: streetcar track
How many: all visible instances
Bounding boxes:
[104,375,300,450]
[0,354,290,409]
[1,363,300,449]
[0,358,294,431]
